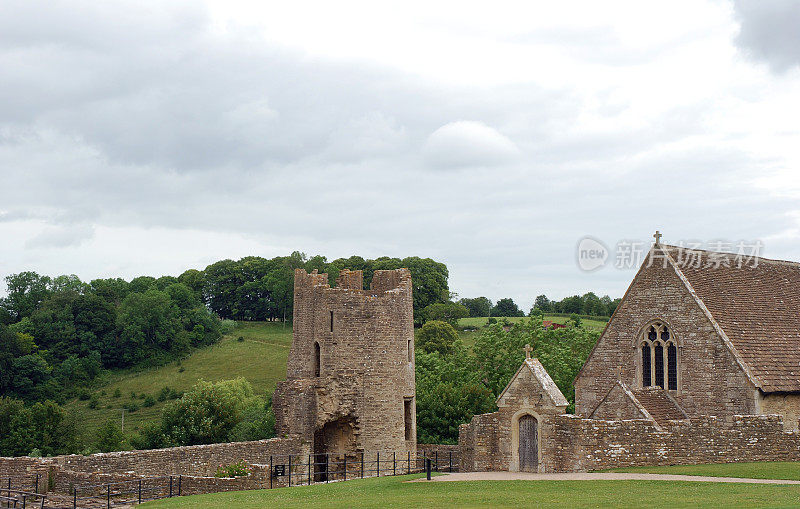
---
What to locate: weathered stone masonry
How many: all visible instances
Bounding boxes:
[273,268,416,458]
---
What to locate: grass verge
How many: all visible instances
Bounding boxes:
[142,473,800,509]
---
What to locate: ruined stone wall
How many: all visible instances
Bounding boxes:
[460,412,800,472]
[0,437,301,494]
[574,248,757,418]
[274,268,416,455]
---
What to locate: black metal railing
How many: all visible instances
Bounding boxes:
[1,477,45,509]
[267,450,457,488]
[71,475,181,508]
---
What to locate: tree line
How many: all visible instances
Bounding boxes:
[457,292,621,319]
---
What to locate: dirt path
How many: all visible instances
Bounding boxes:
[413,471,800,485]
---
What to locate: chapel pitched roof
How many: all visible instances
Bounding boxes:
[496,358,569,408]
[630,387,688,425]
[662,245,800,392]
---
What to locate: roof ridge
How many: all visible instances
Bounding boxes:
[661,244,800,268]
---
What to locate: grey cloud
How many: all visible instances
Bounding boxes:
[733,0,800,72]
[25,223,94,249]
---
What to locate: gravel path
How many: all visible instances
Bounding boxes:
[413,471,800,485]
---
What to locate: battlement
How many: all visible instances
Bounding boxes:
[293,268,412,295]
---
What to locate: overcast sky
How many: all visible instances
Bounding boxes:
[1,0,799,309]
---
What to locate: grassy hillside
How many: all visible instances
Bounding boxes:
[66,322,293,447]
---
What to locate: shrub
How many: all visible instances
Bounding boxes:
[219,319,238,335]
[96,420,124,453]
[130,391,137,399]
[125,402,139,413]
[237,336,245,342]
[178,366,185,373]
[77,389,91,401]
[88,397,100,409]
[416,321,459,355]
[214,460,250,478]
[487,317,497,325]
[113,388,121,398]
[143,395,156,407]
[100,390,107,396]
[157,387,170,402]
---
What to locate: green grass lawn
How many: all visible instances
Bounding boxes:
[604,461,800,480]
[141,473,800,509]
[66,321,293,445]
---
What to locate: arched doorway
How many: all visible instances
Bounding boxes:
[518,414,538,472]
[313,417,358,481]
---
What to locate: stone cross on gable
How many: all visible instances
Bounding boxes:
[523,344,532,360]
[653,230,662,246]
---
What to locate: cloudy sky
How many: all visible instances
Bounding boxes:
[1,0,799,308]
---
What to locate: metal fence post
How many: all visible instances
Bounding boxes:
[308,455,311,486]
[376,452,380,478]
[393,452,396,476]
[178,475,182,496]
[138,479,142,504]
[72,487,76,509]
[269,456,273,489]
[435,451,438,472]
[106,483,110,509]
[288,455,292,487]
[169,476,173,497]
[407,451,411,474]
[325,454,329,484]
[425,458,431,481]
[449,451,453,472]
[360,452,364,478]
[35,474,39,494]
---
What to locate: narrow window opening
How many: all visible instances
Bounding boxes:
[667,343,677,390]
[314,341,321,377]
[330,311,334,333]
[403,398,413,440]
[654,343,665,388]
[407,339,412,362]
[642,343,651,387]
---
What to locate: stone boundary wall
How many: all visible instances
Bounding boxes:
[0,437,301,495]
[550,414,800,472]
[416,444,460,471]
[460,411,800,473]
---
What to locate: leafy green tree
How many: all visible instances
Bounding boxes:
[88,278,130,305]
[2,272,52,322]
[491,298,524,317]
[97,420,125,452]
[0,398,77,457]
[415,348,495,444]
[458,297,492,317]
[533,295,552,313]
[160,378,254,446]
[472,318,599,411]
[115,289,182,366]
[416,321,459,355]
[421,302,469,326]
[128,276,157,294]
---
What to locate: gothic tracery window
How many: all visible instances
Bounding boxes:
[640,321,678,391]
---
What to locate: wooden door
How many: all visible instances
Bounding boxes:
[518,414,538,472]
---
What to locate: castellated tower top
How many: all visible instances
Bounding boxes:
[272,267,416,463]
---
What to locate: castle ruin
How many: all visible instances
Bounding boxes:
[272,268,416,478]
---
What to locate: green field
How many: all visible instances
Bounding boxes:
[141,473,800,509]
[66,322,293,445]
[605,461,800,480]
[455,315,607,349]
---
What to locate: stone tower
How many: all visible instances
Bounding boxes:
[272,268,416,466]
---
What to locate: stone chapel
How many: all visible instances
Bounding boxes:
[575,238,800,430]
[460,236,800,473]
